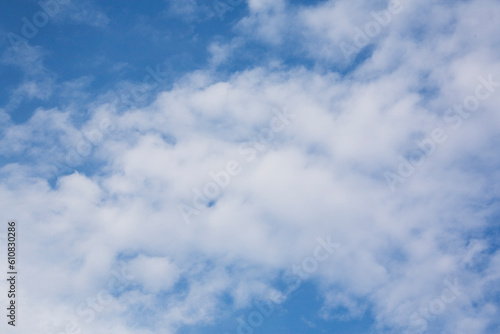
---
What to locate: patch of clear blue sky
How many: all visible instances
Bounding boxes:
[0,0,331,124]
[176,282,376,334]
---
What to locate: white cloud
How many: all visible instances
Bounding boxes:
[1,0,500,333]
[47,0,110,27]
[237,0,287,45]
[128,255,180,293]
[165,0,214,22]
[208,38,243,67]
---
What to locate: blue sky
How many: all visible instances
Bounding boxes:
[0,0,329,124]
[1,1,500,334]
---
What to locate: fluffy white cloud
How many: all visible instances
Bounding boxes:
[127,255,180,293]
[1,0,500,333]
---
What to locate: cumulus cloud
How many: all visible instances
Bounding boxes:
[1,0,500,333]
